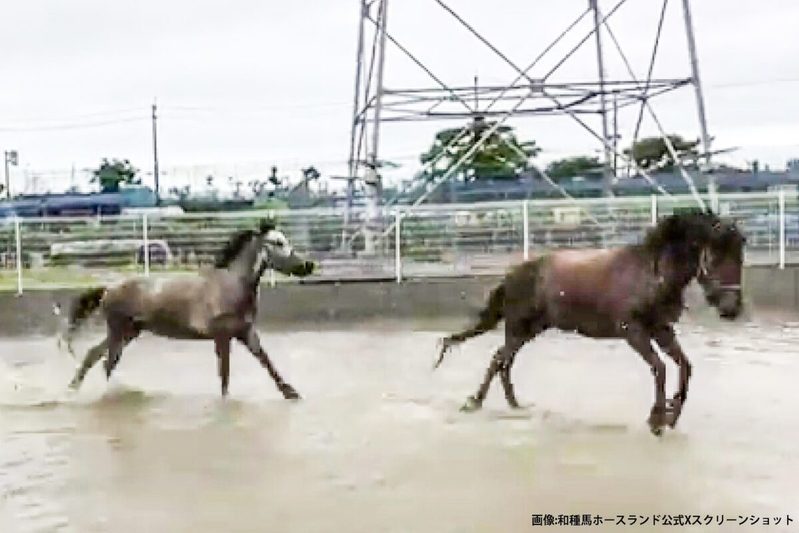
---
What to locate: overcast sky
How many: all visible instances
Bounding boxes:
[0,0,798,193]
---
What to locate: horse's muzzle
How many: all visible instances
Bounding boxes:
[717,290,742,320]
[290,260,316,277]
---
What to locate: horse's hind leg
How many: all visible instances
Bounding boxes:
[68,338,108,390]
[653,325,692,428]
[499,322,542,409]
[461,336,526,412]
[237,328,300,400]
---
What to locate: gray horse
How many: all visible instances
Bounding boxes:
[63,219,314,398]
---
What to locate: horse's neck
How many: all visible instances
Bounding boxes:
[654,248,699,298]
[253,254,270,284]
[226,246,263,286]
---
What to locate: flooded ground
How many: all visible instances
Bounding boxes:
[1,317,798,532]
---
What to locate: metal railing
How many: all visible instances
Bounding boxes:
[1,191,795,293]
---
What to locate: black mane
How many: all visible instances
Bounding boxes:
[641,210,716,255]
[213,219,276,269]
[214,230,258,268]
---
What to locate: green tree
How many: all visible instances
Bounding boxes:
[624,135,700,172]
[91,158,140,193]
[545,156,603,181]
[420,117,540,182]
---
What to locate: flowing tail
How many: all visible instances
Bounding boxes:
[434,282,506,369]
[61,286,106,358]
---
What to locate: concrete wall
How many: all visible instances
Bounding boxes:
[0,279,502,336]
[0,266,796,336]
[743,266,799,310]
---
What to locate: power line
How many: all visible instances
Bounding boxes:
[167,100,352,114]
[0,116,147,133]
[0,107,144,125]
[708,78,799,89]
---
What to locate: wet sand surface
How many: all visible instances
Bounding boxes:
[1,317,798,532]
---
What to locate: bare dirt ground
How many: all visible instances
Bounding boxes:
[1,316,798,532]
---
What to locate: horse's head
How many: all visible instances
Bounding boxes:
[215,219,315,280]
[258,220,315,278]
[697,213,745,320]
[644,209,745,320]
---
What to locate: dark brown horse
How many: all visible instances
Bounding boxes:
[63,219,315,398]
[435,210,745,435]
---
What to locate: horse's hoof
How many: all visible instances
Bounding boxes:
[506,397,527,410]
[664,399,682,427]
[281,385,301,401]
[460,396,482,412]
[647,408,668,436]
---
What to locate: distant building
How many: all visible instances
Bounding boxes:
[389,168,799,204]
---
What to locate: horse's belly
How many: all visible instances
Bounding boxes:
[574,322,619,338]
[549,296,623,338]
[148,324,209,340]
[141,315,211,340]
[554,315,620,338]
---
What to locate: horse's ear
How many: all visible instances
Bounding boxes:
[258,218,276,234]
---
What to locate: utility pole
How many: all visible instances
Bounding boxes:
[612,91,619,176]
[3,153,10,201]
[151,100,160,205]
[473,74,479,111]
[4,150,18,200]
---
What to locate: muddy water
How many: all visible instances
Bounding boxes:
[1,317,798,532]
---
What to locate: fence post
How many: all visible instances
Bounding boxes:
[14,217,22,296]
[650,194,658,226]
[142,213,150,277]
[779,188,786,269]
[395,209,403,283]
[522,200,530,261]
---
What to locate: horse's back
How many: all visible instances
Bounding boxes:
[508,247,651,336]
[103,273,222,332]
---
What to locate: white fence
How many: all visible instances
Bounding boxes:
[0,191,796,293]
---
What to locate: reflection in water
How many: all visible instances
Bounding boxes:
[1,319,798,532]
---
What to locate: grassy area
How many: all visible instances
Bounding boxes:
[0,266,201,291]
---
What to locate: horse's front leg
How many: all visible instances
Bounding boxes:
[237,327,300,400]
[214,336,231,396]
[653,325,692,428]
[625,323,668,436]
